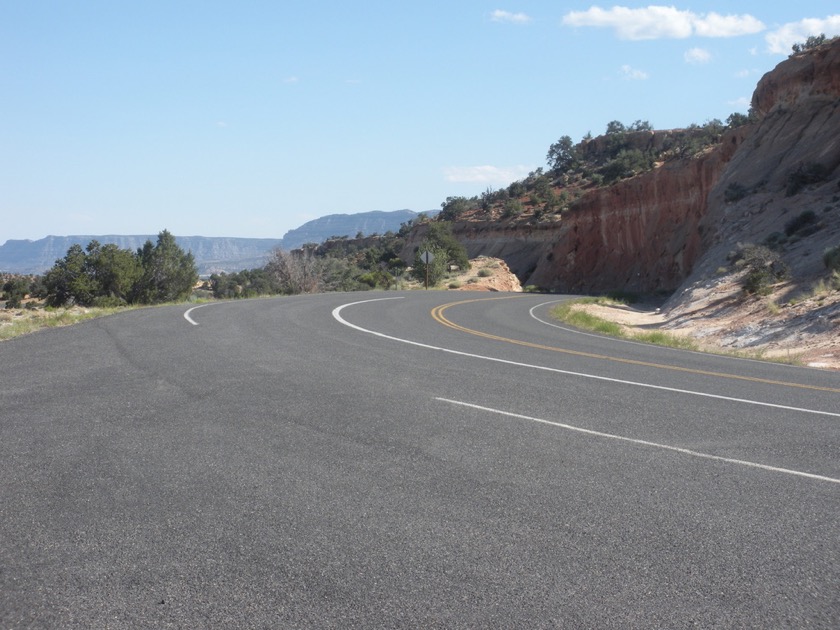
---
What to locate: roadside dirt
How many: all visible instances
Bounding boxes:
[450,256,523,292]
[572,273,840,370]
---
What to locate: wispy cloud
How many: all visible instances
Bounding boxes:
[563,6,764,40]
[728,96,751,109]
[491,9,531,25]
[684,47,711,64]
[765,15,840,55]
[283,76,300,84]
[694,13,764,38]
[620,64,649,80]
[443,165,532,185]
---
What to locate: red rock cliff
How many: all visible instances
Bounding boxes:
[527,132,743,293]
[437,38,840,294]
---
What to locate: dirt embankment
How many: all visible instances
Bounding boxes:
[573,274,840,370]
[450,257,523,292]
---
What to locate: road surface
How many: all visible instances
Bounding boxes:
[2,291,838,627]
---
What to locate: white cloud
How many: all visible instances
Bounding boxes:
[562,6,764,40]
[284,76,300,84]
[694,13,764,38]
[765,15,840,55]
[620,64,649,80]
[684,47,711,64]
[443,165,532,185]
[491,9,531,25]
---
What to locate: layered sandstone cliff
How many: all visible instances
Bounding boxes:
[526,130,745,293]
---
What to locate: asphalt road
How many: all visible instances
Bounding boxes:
[1,291,839,628]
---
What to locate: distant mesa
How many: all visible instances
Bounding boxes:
[0,209,433,275]
[280,209,430,250]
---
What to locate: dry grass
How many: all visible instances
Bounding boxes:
[551,298,699,351]
[0,305,133,341]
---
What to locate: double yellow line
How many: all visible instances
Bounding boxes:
[431,296,840,394]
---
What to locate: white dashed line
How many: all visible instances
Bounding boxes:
[437,397,840,485]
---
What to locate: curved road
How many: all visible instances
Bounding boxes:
[2,291,839,628]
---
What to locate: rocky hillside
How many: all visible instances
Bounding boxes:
[408,38,839,301]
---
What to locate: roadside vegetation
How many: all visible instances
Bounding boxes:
[0,305,136,341]
[431,113,754,225]
[1,229,199,341]
[550,297,699,351]
[36,229,198,308]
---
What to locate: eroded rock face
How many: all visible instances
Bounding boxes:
[527,132,744,294]
[432,39,840,295]
[752,41,840,116]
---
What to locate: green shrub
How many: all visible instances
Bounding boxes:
[605,290,638,304]
[91,295,127,308]
[2,277,29,309]
[764,231,788,250]
[786,163,828,196]
[784,209,819,237]
[600,149,652,184]
[503,199,524,217]
[824,245,840,272]
[477,268,493,278]
[735,244,789,295]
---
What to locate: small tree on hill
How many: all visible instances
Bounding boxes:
[791,34,827,55]
[86,241,143,305]
[439,196,473,222]
[133,230,198,304]
[44,243,96,306]
[424,222,470,270]
[546,135,578,173]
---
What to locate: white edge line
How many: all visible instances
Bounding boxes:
[529,299,688,349]
[184,303,211,326]
[528,299,821,371]
[437,397,840,485]
[332,298,840,419]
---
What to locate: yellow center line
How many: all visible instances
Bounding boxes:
[430,296,840,394]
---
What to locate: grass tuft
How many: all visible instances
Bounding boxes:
[550,298,698,351]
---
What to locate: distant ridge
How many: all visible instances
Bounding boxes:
[0,209,434,274]
[0,235,285,276]
[279,209,434,250]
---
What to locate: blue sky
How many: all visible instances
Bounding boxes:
[2,2,839,242]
